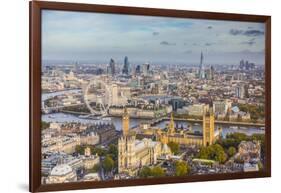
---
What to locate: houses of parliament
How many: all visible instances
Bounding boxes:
[117,106,219,174]
[157,107,220,147]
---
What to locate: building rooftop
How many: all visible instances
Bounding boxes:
[50,164,73,176]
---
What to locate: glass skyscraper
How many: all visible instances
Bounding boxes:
[122,56,130,75]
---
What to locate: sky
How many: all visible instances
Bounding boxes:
[42,10,265,65]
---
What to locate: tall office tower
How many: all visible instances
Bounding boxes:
[122,56,130,75]
[108,58,116,76]
[235,84,245,99]
[239,59,245,70]
[210,65,214,80]
[203,106,215,146]
[74,61,79,73]
[142,63,150,76]
[135,65,141,75]
[198,52,205,79]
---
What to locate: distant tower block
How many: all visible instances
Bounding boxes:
[210,65,214,80]
[122,108,130,136]
[168,113,175,135]
[109,58,116,76]
[203,106,215,146]
[199,52,205,79]
[84,147,91,157]
[122,56,130,75]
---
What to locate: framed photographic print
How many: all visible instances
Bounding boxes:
[30,1,271,192]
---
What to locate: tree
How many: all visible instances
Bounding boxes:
[139,166,165,178]
[175,161,190,176]
[216,132,248,150]
[198,147,210,159]
[139,166,151,178]
[108,144,118,168]
[108,144,118,159]
[257,161,263,170]
[75,145,85,155]
[252,134,265,155]
[41,121,50,130]
[151,166,165,177]
[168,141,180,155]
[197,144,227,163]
[91,147,107,157]
[212,144,227,163]
[216,132,265,158]
[102,155,114,173]
[227,146,236,157]
[238,103,265,121]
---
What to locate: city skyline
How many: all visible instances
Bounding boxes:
[42,10,265,65]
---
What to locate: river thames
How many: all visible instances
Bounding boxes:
[42,112,264,138]
[42,89,265,138]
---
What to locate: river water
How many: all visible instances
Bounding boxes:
[42,89,82,101]
[42,90,265,138]
[42,113,264,138]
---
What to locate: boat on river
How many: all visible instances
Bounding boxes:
[78,114,91,119]
[229,126,238,130]
[240,127,248,130]
[101,117,112,121]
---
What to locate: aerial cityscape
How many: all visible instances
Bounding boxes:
[41,10,266,184]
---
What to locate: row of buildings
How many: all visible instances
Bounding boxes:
[42,122,118,154]
[177,101,251,122]
[43,147,100,184]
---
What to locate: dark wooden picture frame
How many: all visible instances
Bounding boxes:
[30,1,271,192]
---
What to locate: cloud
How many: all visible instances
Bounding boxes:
[152,32,160,36]
[241,38,256,46]
[229,29,264,36]
[243,30,264,36]
[229,29,244,35]
[207,26,213,29]
[160,41,176,46]
[205,42,215,46]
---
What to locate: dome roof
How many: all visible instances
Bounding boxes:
[50,164,73,176]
